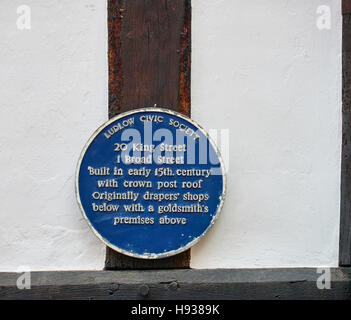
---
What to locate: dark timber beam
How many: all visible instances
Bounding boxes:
[108,0,191,117]
[340,1,351,266]
[343,0,351,15]
[106,0,191,269]
[0,269,350,300]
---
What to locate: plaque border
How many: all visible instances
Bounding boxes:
[75,107,227,259]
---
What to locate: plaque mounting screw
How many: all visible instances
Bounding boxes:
[139,284,149,297]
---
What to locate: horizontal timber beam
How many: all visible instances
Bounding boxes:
[0,268,350,300]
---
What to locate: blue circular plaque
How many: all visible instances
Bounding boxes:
[76,108,226,259]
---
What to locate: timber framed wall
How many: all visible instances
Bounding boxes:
[0,1,349,300]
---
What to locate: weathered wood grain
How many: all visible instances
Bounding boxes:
[108,0,191,117]
[107,0,191,269]
[105,247,191,270]
[1,268,351,300]
[343,0,351,15]
[340,13,351,266]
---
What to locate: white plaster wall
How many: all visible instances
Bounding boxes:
[0,0,342,271]
[0,0,107,271]
[191,0,342,268]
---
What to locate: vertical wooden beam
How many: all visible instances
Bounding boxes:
[106,0,191,270]
[108,0,191,117]
[340,2,351,266]
[343,0,351,14]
